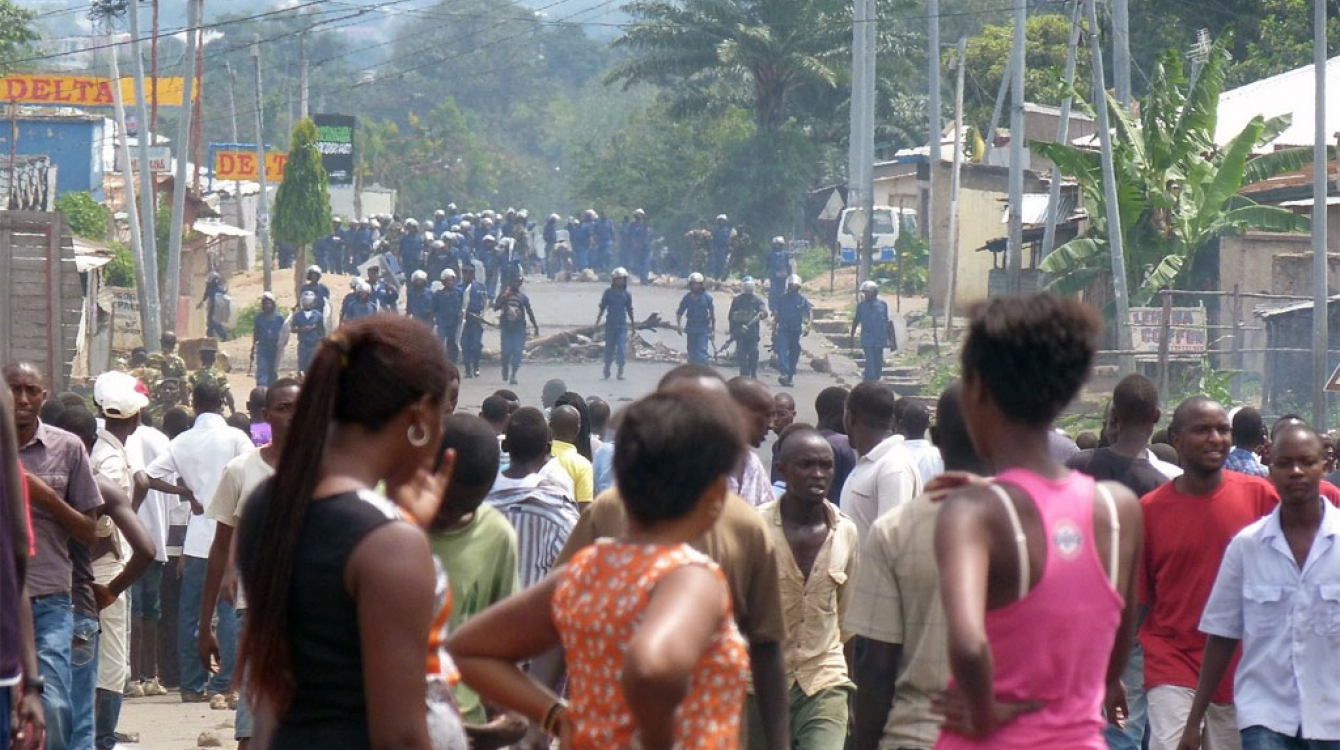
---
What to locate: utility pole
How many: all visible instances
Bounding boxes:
[1112,0,1131,109]
[944,37,968,340]
[127,0,160,331]
[149,0,159,133]
[191,0,205,193]
[1041,0,1083,257]
[226,61,240,195]
[927,0,942,315]
[1086,0,1133,373]
[1313,0,1329,428]
[1006,0,1027,293]
[299,31,310,120]
[107,27,159,351]
[848,0,876,287]
[164,0,197,333]
[253,37,273,293]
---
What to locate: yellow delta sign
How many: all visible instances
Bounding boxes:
[0,74,194,107]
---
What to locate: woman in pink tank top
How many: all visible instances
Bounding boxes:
[934,293,1143,749]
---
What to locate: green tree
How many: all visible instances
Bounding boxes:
[606,0,854,132]
[56,192,112,240]
[1234,0,1340,83]
[272,119,331,296]
[1037,42,1312,307]
[0,0,37,72]
[959,13,1092,134]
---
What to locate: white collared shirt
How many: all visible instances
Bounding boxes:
[1199,499,1340,740]
[839,434,924,543]
[127,424,175,563]
[145,412,255,559]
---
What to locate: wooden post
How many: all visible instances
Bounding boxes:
[1230,284,1243,401]
[1157,289,1172,399]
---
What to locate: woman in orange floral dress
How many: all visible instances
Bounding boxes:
[448,390,750,750]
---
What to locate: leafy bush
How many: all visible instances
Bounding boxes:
[56,192,111,240]
[104,243,135,287]
[232,300,262,338]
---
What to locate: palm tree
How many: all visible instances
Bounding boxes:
[1037,41,1312,306]
[606,0,854,132]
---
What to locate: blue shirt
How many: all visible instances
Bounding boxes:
[292,309,324,345]
[433,285,463,326]
[600,288,633,329]
[253,311,284,347]
[712,225,731,252]
[406,287,434,321]
[628,221,650,249]
[774,291,811,331]
[592,441,615,496]
[372,280,399,312]
[767,249,791,279]
[343,297,377,321]
[1225,447,1270,478]
[400,234,424,264]
[855,298,891,347]
[594,219,615,245]
[570,221,592,250]
[464,281,489,316]
[1199,499,1340,740]
[300,282,331,308]
[677,292,714,331]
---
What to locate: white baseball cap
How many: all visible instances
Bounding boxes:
[94,371,149,419]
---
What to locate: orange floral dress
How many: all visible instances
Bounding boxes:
[553,540,749,750]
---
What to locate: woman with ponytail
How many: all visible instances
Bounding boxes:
[235,314,465,750]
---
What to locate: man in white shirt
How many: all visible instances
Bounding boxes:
[199,378,299,748]
[134,380,252,705]
[839,382,923,542]
[728,376,780,507]
[895,399,943,487]
[125,417,172,697]
[1178,424,1340,750]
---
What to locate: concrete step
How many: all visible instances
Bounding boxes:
[812,319,849,334]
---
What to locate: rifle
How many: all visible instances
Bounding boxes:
[466,311,498,328]
[714,311,766,359]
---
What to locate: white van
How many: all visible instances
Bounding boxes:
[837,206,918,264]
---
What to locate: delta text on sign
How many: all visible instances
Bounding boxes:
[213,151,288,182]
[0,74,192,107]
[1127,307,1208,357]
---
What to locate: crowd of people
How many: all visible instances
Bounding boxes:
[3,290,1337,750]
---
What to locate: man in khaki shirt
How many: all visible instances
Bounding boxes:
[549,364,791,750]
[751,429,858,750]
[849,383,987,750]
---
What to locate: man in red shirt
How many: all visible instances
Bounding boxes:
[1140,397,1275,750]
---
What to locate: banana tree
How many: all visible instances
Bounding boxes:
[1036,41,1312,307]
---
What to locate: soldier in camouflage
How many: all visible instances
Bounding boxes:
[147,331,188,381]
[188,340,235,414]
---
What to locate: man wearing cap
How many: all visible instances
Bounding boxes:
[711,214,732,280]
[766,236,793,312]
[86,373,155,750]
[147,377,189,427]
[772,275,812,388]
[189,342,235,415]
[250,293,284,388]
[851,280,894,382]
[291,292,325,375]
[729,277,769,378]
[433,269,464,365]
[629,209,651,282]
[676,273,716,365]
[460,265,489,379]
[596,268,635,380]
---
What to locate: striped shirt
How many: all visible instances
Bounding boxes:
[485,473,580,589]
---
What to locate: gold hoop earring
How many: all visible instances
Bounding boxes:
[407,423,430,447]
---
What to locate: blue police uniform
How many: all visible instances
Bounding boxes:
[543,221,559,278]
[460,281,489,376]
[594,219,615,272]
[570,221,593,271]
[766,249,791,311]
[629,220,651,281]
[400,233,425,275]
[599,287,634,376]
[406,286,434,323]
[854,297,892,381]
[433,284,464,363]
[292,308,325,373]
[253,311,285,386]
[677,291,714,364]
[494,287,532,382]
[372,279,399,312]
[343,297,377,324]
[774,290,812,381]
[618,218,631,269]
[711,225,732,279]
[315,231,341,272]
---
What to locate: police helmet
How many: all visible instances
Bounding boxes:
[688,272,705,284]
[305,264,322,277]
[716,214,728,222]
[441,268,457,281]
[772,236,786,247]
[611,267,629,279]
[787,274,802,287]
[411,270,428,283]
[860,280,878,293]
[741,276,756,293]
[633,208,646,217]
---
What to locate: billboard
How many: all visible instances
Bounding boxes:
[0,74,192,107]
[313,114,355,185]
[115,145,171,174]
[213,150,288,182]
[1128,307,1208,359]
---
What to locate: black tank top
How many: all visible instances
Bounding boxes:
[238,486,400,749]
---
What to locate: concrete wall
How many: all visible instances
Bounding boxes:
[0,117,104,199]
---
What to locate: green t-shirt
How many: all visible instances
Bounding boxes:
[429,504,520,724]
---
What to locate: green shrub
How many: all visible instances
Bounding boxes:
[104,243,135,287]
[232,300,262,337]
[56,192,111,240]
